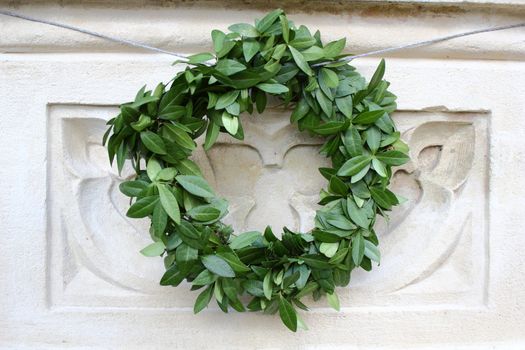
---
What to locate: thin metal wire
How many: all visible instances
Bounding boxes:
[0,9,189,60]
[1,9,524,64]
[315,22,525,66]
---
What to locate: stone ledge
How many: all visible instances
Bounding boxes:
[0,1,524,60]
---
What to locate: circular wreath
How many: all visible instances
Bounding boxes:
[103,9,409,331]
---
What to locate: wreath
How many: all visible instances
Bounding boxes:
[103,9,409,331]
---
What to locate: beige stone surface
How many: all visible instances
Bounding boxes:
[1,1,525,349]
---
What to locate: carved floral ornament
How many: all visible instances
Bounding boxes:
[103,9,409,331]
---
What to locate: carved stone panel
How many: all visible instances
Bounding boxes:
[47,104,488,310]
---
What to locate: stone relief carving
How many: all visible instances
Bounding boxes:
[47,105,488,309]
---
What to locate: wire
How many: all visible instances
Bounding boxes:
[0,9,189,60]
[1,9,524,64]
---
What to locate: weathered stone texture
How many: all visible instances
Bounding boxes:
[1,2,525,349]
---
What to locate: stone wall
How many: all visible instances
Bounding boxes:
[1,1,525,348]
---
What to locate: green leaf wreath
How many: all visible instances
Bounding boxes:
[103,9,409,332]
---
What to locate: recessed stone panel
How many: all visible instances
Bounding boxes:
[47,104,489,310]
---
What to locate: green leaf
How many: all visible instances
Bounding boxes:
[216,252,250,272]
[289,25,316,49]
[305,77,318,92]
[329,247,349,264]
[131,114,152,132]
[263,271,273,300]
[164,123,196,150]
[222,112,239,135]
[156,167,177,181]
[176,175,215,198]
[256,83,289,94]
[346,197,370,228]
[256,9,283,32]
[290,98,310,123]
[158,105,186,120]
[222,279,245,311]
[370,187,397,210]
[227,101,241,115]
[264,60,282,74]
[300,255,332,269]
[119,180,148,197]
[228,23,259,38]
[375,150,410,166]
[393,139,409,153]
[160,264,187,286]
[367,58,385,92]
[176,221,203,246]
[243,40,261,62]
[295,265,311,290]
[288,46,313,76]
[192,269,217,286]
[350,163,370,184]
[216,59,247,76]
[326,291,340,311]
[214,280,224,303]
[324,38,346,58]
[126,196,158,218]
[188,52,214,64]
[204,121,220,151]
[121,105,139,121]
[175,159,202,176]
[211,30,226,53]
[230,231,260,250]
[187,205,221,222]
[283,271,300,289]
[131,96,159,109]
[201,255,235,277]
[278,296,297,332]
[315,89,333,117]
[295,281,319,299]
[207,92,218,109]
[271,44,287,60]
[157,183,181,224]
[337,155,371,176]
[301,46,325,61]
[243,280,265,297]
[325,215,356,231]
[353,110,385,125]
[335,96,353,119]
[313,230,340,243]
[254,89,267,113]
[320,68,339,88]
[329,176,347,196]
[364,240,381,263]
[217,40,236,59]
[343,127,363,157]
[320,242,339,258]
[372,158,387,177]
[176,243,198,262]
[146,158,162,181]
[280,15,290,43]
[375,112,395,133]
[379,131,400,148]
[194,285,213,313]
[115,141,127,175]
[215,90,240,110]
[152,202,168,237]
[140,241,165,257]
[140,131,167,155]
[365,126,381,153]
[312,121,345,136]
[352,233,365,265]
